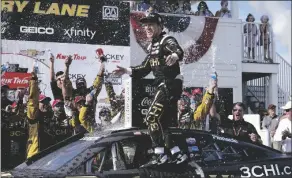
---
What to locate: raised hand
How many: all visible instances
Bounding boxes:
[85,93,93,105]
[65,55,73,67]
[112,65,127,77]
[50,53,54,63]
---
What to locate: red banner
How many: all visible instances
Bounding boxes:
[1,72,31,89]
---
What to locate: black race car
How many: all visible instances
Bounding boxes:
[9,127,292,178]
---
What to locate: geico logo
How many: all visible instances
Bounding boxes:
[10,131,24,137]
[20,26,54,35]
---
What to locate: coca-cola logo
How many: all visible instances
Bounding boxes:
[141,97,152,107]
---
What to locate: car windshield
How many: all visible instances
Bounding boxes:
[16,138,98,171]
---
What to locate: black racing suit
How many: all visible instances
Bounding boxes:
[130,32,184,148]
[51,114,73,143]
[219,119,262,144]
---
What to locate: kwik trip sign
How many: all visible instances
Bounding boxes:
[1,0,130,46]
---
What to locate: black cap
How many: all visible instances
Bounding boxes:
[140,13,163,25]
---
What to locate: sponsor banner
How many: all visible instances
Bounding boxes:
[131,79,156,128]
[1,72,31,89]
[124,78,132,128]
[1,40,130,102]
[69,73,86,83]
[104,73,122,85]
[1,0,130,46]
[130,12,219,65]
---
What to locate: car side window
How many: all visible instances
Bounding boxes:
[187,133,272,163]
[183,132,245,163]
[118,135,153,169]
[91,148,113,172]
[70,147,113,175]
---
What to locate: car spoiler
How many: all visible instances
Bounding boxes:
[25,132,85,165]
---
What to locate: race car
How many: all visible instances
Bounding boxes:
[9,127,292,178]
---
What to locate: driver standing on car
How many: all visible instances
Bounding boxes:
[113,13,186,165]
[219,102,262,144]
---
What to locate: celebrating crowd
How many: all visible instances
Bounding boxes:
[1,50,124,169]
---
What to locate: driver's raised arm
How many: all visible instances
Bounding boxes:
[162,37,184,61]
[127,55,152,79]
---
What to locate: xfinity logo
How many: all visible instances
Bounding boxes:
[102,6,119,20]
[64,27,96,40]
[20,26,54,35]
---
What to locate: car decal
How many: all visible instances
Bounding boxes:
[206,175,232,178]
[186,137,196,145]
[188,146,200,152]
[240,164,292,177]
[212,134,238,143]
[80,137,101,141]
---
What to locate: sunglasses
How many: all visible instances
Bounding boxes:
[233,109,242,112]
[285,109,291,112]
[77,83,85,87]
[54,103,64,108]
[40,100,50,105]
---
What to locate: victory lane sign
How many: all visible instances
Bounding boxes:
[1,0,130,46]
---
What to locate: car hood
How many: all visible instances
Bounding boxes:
[10,169,66,178]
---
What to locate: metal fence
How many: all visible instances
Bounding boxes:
[247,77,268,107]
[242,22,275,63]
[275,53,291,115]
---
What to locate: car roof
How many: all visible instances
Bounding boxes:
[26,127,281,165]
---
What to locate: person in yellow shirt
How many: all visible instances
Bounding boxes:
[26,72,54,159]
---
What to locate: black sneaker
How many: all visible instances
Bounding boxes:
[171,152,188,164]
